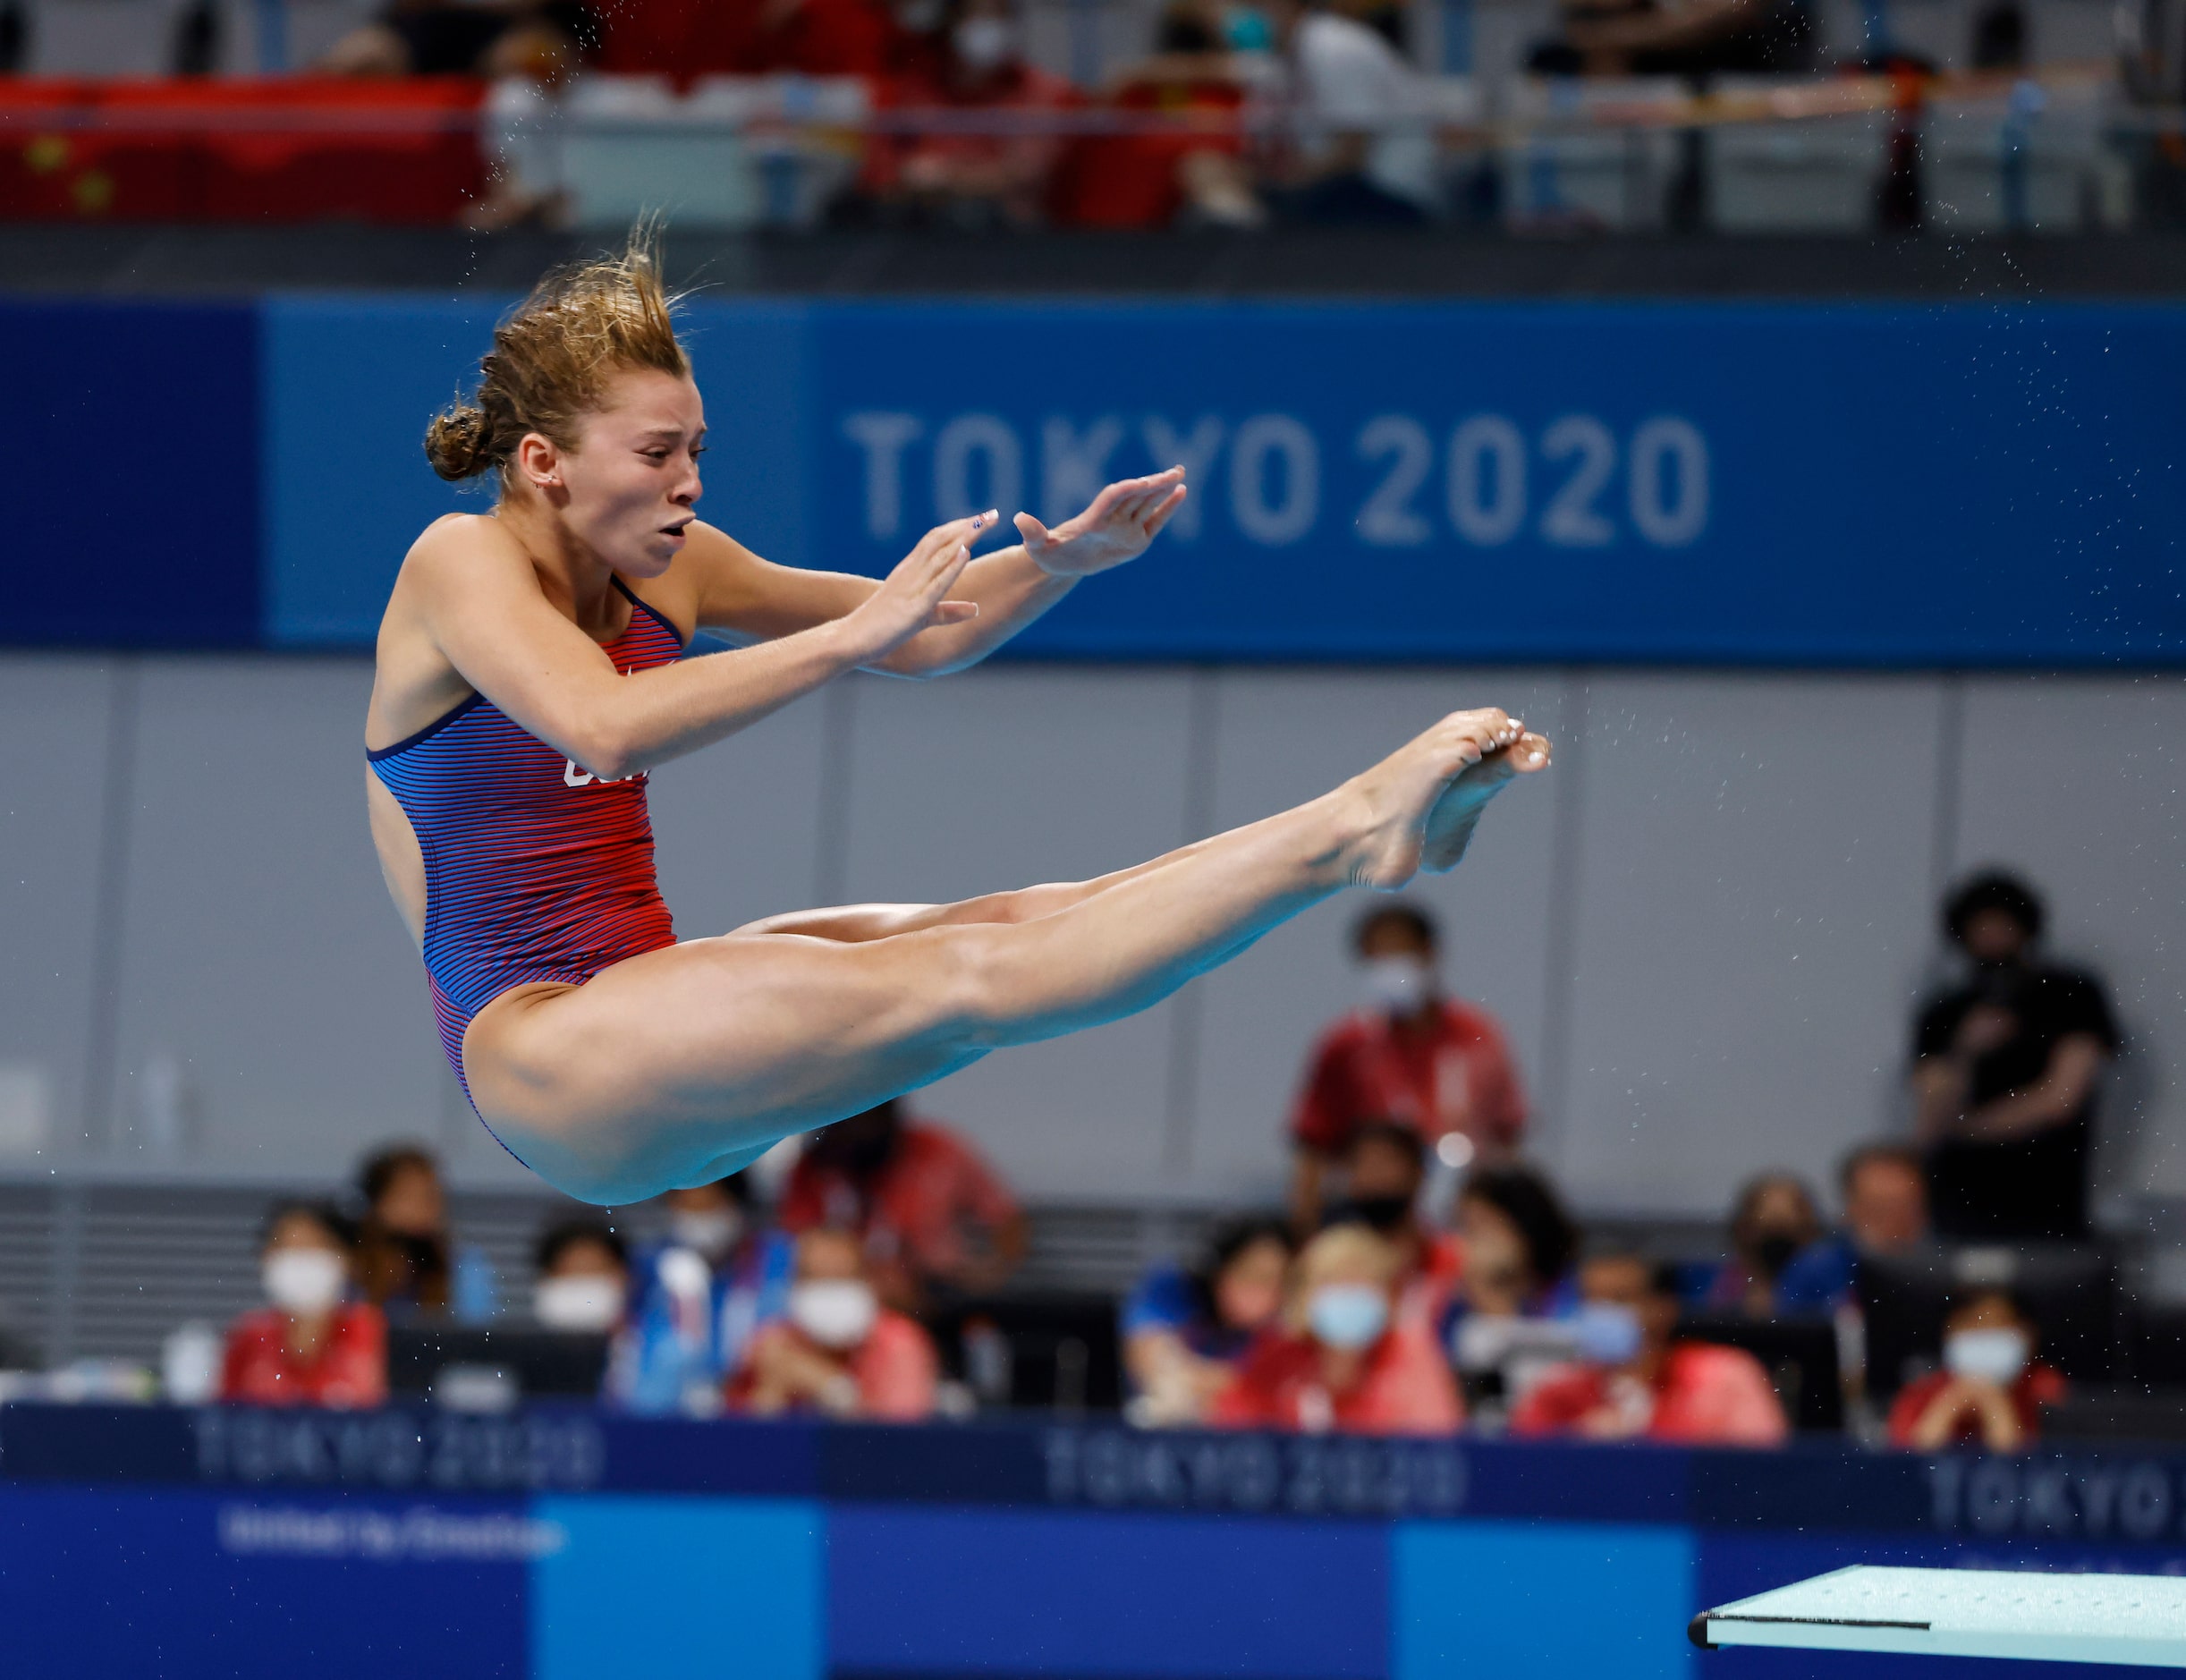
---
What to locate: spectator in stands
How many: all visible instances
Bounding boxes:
[1886,1286,2062,1453]
[1694,1172,1826,1318]
[1330,1122,1463,1327]
[780,1099,1026,1314]
[1289,904,1528,1233]
[221,1201,387,1409]
[1513,1251,1788,1447]
[1052,0,1267,228]
[613,1173,793,1414]
[355,1144,497,1324]
[1911,871,2119,1241]
[867,0,1079,225]
[1259,0,1437,224]
[532,1219,629,1333]
[320,0,592,78]
[1212,1223,1462,1434]
[1524,0,1813,76]
[730,1226,939,1420]
[1122,1217,1292,1424]
[1444,1163,1581,1408]
[1771,1143,1932,1311]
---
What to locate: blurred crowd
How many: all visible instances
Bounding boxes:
[148,862,2114,1457]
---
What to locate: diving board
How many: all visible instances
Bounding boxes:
[1692,1566,2186,1667]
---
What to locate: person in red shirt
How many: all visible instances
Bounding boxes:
[778,1099,1027,1313]
[1212,1223,1462,1436]
[1290,903,1528,1232]
[1512,1252,1787,1448]
[730,1226,939,1421]
[1887,1287,2063,1454]
[597,0,897,77]
[1329,1122,1463,1328]
[220,1201,387,1410]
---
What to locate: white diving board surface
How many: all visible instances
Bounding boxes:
[1692,1566,2186,1667]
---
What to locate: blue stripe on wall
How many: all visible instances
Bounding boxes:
[0,301,259,647]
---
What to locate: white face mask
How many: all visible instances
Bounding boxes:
[953,15,1017,69]
[1359,955,1433,1014]
[669,1209,741,1260]
[789,1279,879,1349]
[1945,1327,2030,1386]
[1572,1301,1645,1365]
[264,1248,345,1315]
[535,1275,624,1333]
[1306,1283,1389,1351]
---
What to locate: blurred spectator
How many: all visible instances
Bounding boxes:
[1771,1143,1932,1311]
[1694,1172,1825,1318]
[1290,904,1528,1232]
[355,1144,497,1323]
[1514,1252,1788,1447]
[1526,0,1813,75]
[1053,0,1267,229]
[321,0,591,77]
[1261,0,1436,225]
[731,1227,939,1420]
[614,1173,793,1414]
[868,0,1080,226]
[1122,1217,1292,1424]
[1330,1122,1463,1327]
[1211,1223,1462,1434]
[1445,1163,1581,1409]
[532,1218,629,1333]
[221,1201,387,1410]
[1912,871,2119,1240]
[780,1100,1026,1313]
[597,0,895,77]
[1886,1286,2062,1453]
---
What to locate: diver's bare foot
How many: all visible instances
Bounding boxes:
[1340,708,1523,889]
[1420,731,1553,872]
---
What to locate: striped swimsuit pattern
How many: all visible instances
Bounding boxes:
[369,577,683,1115]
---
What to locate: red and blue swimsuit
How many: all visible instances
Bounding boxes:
[369,577,684,1107]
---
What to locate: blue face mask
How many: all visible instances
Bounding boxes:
[1308,1284,1390,1351]
[1572,1302,1644,1364]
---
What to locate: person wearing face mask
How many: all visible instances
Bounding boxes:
[354,1143,498,1324]
[532,1219,630,1336]
[1330,1123,1463,1328]
[220,1201,387,1409]
[778,1100,1026,1316]
[1513,1252,1786,1447]
[1289,904,1527,1235]
[1696,1173,1826,1319]
[1122,1218,1293,1425]
[1443,1164,1582,1413]
[614,1174,795,1414]
[1887,1287,2061,1453]
[1912,872,2119,1242]
[730,1227,939,1421]
[1210,1223,1462,1436]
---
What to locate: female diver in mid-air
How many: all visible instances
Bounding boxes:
[365,234,1552,1205]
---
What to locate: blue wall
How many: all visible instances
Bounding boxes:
[7,297,2185,664]
[4,1404,2185,1679]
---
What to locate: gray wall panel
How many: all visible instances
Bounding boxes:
[1557,675,1945,1215]
[1185,671,1569,1199]
[0,657,117,1155]
[108,659,445,1175]
[1953,675,2186,1203]
[834,667,1198,1200]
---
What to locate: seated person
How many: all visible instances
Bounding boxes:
[353,1142,496,1324]
[1261,0,1439,225]
[1526,0,1812,76]
[1445,1163,1580,1405]
[1886,1287,2062,1455]
[320,0,592,77]
[1290,904,1528,1233]
[730,1227,939,1421]
[1772,1142,1931,1311]
[532,1218,629,1334]
[1513,1252,1788,1447]
[1122,1217,1292,1425]
[614,1172,794,1414]
[1694,1172,1825,1318]
[866,0,1080,226]
[221,1201,386,1410]
[1211,1223,1462,1435]
[778,1099,1026,1314]
[1912,871,2119,1242]
[1330,1122,1462,1327]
